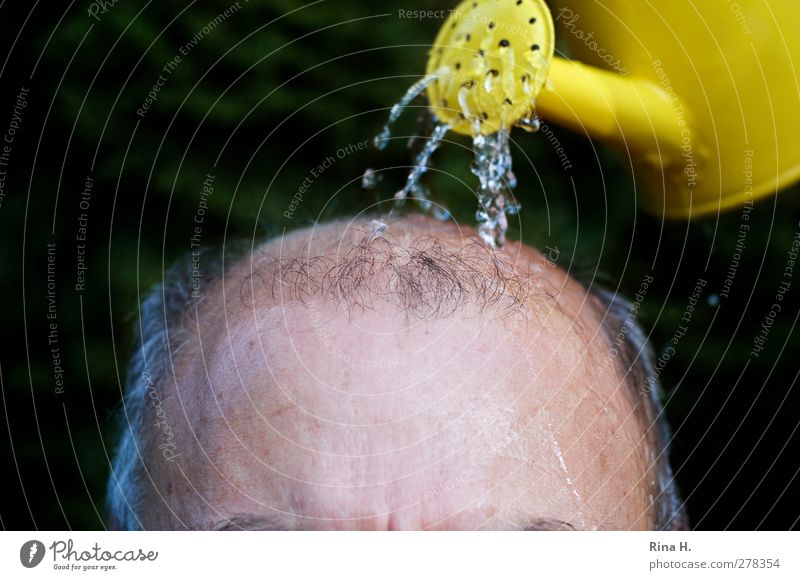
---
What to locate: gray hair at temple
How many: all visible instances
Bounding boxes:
[105,226,687,530]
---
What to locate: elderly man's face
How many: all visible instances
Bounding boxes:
[141,215,654,530]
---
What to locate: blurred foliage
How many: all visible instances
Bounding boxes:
[1,0,798,530]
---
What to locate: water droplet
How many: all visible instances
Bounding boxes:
[515,115,540,133]
[484,72,495,93]
[369,219,388,240]
[361,167,379,189]
[457,85,473,121]
[373,126,391,150]
[707,294,720,306]
[431,206,451,221]
[521,74,533,96]
[502,49,516,99]
[506,170,517,189]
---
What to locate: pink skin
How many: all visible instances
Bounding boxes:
[141,215,654,530]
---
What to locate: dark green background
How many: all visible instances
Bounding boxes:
[1,0,798,530]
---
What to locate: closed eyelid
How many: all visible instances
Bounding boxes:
[522,518,576,531]
[202,515,291,531]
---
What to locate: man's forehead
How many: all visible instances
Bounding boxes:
[190,304,550,424]
[171,322,630,530]
[173,291,638,475]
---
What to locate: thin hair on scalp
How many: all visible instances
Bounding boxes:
[243,235,541,320]
[106,222,686,530]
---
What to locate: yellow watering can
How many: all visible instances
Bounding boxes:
[426,0,800,218]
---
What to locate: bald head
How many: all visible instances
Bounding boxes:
[109,214,682,530]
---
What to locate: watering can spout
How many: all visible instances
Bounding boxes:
[535,57,688,164]
[427,0,800,219]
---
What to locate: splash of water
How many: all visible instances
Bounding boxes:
[394,122,451,221]
[373,72,442,151]
[371,73,531,244]
[547,429,591,530]
[470,120,521,248]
